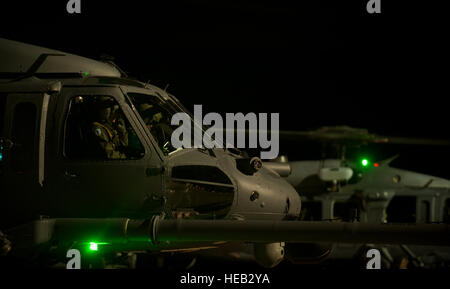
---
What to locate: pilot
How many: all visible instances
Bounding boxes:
[139,103,173,151]
[90,97,128,159]
[110,104,129,147]
[139,103,160,131]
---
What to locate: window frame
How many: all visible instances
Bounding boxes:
[119,86,172,161]
[61,89,150,162]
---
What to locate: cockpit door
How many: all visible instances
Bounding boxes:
[46,86,164,218]
[0,92,50,228]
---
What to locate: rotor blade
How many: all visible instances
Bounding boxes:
[278,130,450,146]
[217,127,388,143]
[220,128,450,146]
[277,130,388,143]
[384,136,450,146]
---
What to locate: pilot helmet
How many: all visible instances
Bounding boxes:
[95,96,115,121]
[140,103,162,125]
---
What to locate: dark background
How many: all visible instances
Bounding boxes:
[1,0,449,174]
[1,1,450,276]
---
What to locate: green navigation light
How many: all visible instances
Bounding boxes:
[89,242,98,251]
[86,241,109,251]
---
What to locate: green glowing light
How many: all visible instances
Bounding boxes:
[85,241,109,251]
[362,159,369,166]
[89,242,98,251]
[84,71,89,77]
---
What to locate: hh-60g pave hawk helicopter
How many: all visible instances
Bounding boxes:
[276,126,450,268]
[0,38,449,269]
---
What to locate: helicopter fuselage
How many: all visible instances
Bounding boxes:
[0,77,301,230]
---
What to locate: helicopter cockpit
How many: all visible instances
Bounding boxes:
[64,89,191,160]
[64,95,145,160]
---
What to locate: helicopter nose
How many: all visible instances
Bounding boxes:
[227,164,301,221]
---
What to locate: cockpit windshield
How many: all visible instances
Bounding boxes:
[127,91,223,155]
[127,92,182,154]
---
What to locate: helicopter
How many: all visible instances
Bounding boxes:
[275,126,450,268]
[0,38,449,269]
[192,126,450,268]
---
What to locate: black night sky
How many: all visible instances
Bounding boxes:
[1,0,449,172]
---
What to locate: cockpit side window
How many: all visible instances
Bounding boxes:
[63,95,145,160]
